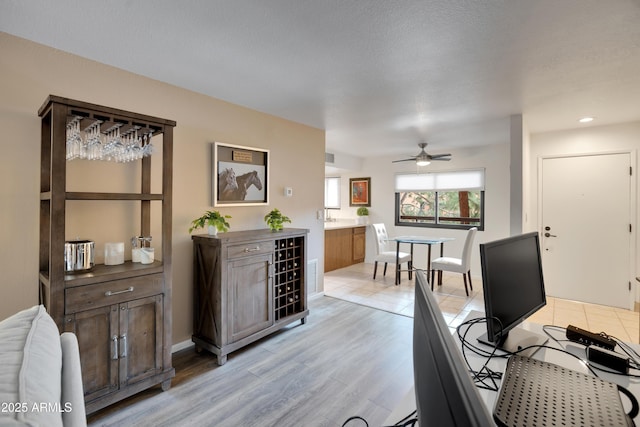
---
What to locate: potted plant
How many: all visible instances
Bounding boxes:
[189,210,231,236]
[356,206,369,225]
[264,208,291,231]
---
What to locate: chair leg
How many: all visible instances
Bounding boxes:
[467,271,473,291]
[408,260,413,280]
[373,261,378,279]
[438,271,443,286]
[383,262,388,276]
[430,269,435,291]
[462,273,469,296]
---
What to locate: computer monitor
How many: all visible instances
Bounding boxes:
[413,270,494,426]
[477,232,548,357]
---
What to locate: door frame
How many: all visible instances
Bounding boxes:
[536,149,637,310]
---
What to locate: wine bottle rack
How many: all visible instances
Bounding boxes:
[274,237,304,320]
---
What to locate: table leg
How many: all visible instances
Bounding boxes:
[395,241,401,285]
[426,244,432,279]
[409,243,414,280]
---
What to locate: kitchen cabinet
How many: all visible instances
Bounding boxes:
[37,95,175,414]
[324,225,366,272]
[192,228,309,365]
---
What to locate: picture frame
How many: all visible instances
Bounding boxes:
[349,177,371,207]
[213,142,269,206]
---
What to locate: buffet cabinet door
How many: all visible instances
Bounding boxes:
[228,253,274,343]
[65,294,163,402]
[65,305,119,402]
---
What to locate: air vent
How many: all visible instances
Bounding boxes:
[307,259,318,293]
[325,152,335,164]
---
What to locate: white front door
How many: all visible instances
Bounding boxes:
[540,153,632,309]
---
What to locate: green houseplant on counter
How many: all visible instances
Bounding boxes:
[356,206,369,225]
[264,208,291,231]
[189,210,231,236]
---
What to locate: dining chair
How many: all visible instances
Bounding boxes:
[430,227,477,296]
[371,223,412,282]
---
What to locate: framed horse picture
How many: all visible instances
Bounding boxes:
[213,142,269,206]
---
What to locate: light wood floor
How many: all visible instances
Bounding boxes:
[325,263,640,344]
[88,263,639,426]
[88,296,415,427]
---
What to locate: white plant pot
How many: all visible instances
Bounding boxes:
[356,216,368,225]
[208,225,218,236]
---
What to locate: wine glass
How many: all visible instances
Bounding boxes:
[86,122,103,160]
[142,130,154,158]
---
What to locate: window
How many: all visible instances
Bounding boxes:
[324,176,341,208]
[395,170,484,230]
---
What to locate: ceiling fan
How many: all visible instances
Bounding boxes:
[392,142,452,166]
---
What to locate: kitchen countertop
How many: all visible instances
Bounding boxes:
[323,220,367,230]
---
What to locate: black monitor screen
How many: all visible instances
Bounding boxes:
[479,232,547,353]
[413,270,494,426]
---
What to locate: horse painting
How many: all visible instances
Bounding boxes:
[218,168,238,200]
[218,170,263,201]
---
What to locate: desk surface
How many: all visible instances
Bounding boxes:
[386,310,640,426]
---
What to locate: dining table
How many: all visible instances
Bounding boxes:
[390,235,455,285]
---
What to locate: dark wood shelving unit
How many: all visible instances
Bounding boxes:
[38,95,175,414]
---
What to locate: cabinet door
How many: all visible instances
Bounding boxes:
[119,295,163,387]
[228,254,274,342]
[353,227,366,262]
[65,305,119,402]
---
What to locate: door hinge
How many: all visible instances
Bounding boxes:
[629,281,632,291]
[630,166,633,176]
[630,224,633,233]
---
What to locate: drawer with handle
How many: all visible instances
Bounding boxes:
[227,241,274,259]
[65,274,163,314]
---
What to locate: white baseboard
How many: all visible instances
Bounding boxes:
[171,339,195,354]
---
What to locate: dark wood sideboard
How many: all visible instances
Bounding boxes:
[192,228,309,365]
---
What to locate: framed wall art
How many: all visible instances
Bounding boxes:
[213,142,269,206]
[349,177,371,207]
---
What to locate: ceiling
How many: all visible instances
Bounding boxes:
[2,0,640,159]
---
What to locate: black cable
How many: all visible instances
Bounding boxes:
[540,325,640,377]
[618,385,640,419]
[388,410,417,426]
[456,317,503,391]
[341,415,369,427]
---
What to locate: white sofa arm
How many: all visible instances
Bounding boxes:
[60,332,86,427]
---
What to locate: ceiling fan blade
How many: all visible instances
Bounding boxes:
[392,157,417,163]
[428,153,451,159]
[431,157,451,161]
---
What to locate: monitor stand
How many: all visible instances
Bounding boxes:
[477,327,548,358]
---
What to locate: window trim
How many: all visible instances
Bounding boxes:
[324,176,341,209]
[394,190,485,231]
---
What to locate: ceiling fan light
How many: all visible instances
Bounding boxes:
[416,159,431,166]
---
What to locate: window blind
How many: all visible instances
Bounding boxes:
[395,169,485,192]
[324,176,341,208]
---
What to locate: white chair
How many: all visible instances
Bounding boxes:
[371,223,412,284]
[430,227,477,296]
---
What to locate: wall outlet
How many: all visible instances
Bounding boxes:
[317,210,323,220]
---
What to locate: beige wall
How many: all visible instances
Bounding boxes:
[0,33,326,346]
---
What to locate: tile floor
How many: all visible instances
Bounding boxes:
[324,263,640,344]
